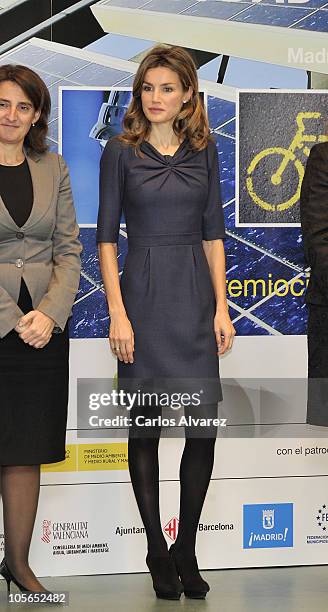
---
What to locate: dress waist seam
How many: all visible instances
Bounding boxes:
[128,232,202,247]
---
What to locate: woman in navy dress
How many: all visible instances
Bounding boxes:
[97,45,235,600]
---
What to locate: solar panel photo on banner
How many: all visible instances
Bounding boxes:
[0,38,309,338]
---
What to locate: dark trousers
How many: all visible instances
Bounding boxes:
[307,304,328,426]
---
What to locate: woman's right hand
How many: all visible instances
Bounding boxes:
[109,312,134,363]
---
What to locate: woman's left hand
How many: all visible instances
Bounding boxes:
[15,310,55,348]
[214,310,235,356]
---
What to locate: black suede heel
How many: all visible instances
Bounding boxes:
[169,545,210,599]
[146,553,183,600]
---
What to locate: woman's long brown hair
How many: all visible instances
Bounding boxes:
[117,45,213,156]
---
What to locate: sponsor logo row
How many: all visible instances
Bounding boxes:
[31,503,328,552]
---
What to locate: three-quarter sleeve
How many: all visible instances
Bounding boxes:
[202,140,226,241]
[97,137,125,243]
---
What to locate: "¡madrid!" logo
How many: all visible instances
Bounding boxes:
[243,503,293,549]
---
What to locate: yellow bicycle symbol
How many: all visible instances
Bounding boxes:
[246,112,328,212]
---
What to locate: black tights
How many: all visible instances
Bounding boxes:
[128,431,216,557]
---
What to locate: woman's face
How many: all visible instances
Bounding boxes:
[141,66,192,127]
[0,80,40,148]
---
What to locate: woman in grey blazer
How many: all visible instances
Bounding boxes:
[0,64,81,593]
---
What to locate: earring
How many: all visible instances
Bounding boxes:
[32,123,35,127]
[183,100,187,104]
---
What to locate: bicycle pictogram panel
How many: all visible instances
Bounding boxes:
[237,92,328,227]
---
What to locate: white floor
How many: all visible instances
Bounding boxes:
[1,565,328,611]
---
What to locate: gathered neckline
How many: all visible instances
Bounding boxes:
[142,139,186,159]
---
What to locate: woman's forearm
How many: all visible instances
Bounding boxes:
[98,243,127,317]
[202,239,228,314]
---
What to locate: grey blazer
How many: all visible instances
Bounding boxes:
[0,149,82,338]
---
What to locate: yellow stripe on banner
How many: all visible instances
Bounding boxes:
[41,444,77,472]
[41,443,129,472]
[78,443,128,471]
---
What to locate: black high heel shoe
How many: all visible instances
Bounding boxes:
[169,544,210,599]
[0,558,29,593]
[0,558,52,595]
[145,553,183,600]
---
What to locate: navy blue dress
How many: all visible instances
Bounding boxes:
[97,137,225,418]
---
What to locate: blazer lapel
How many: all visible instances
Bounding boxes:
[24,151,54,230]
[0,192,18,230]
